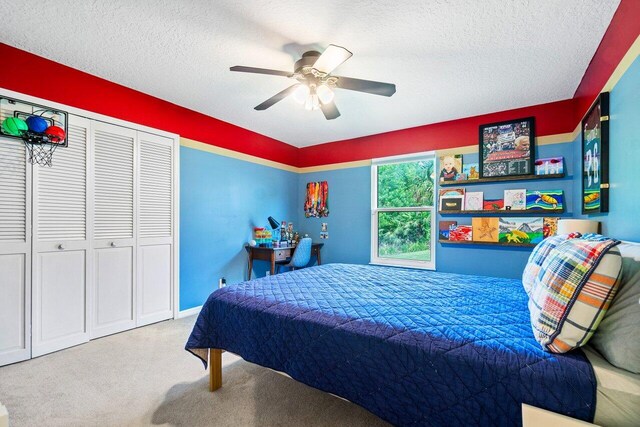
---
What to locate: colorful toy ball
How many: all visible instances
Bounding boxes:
[44,125,66,143]
[1,117,28,136]
[26,115,49,133]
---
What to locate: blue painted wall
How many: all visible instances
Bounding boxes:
[296,167,371,265]
[573,56,640,241]
[180,146,297,310]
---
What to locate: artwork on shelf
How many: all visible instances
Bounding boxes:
[543,217,559,238]
[472,217,499,242]
[582,92,610,214]
[535,157,564,175]
[462,162,480,180]
[449,225,472,241]
[498,217,544,244]
[483,198,504,211]
[304,181,329,218]
[525,190,564,210]
[504,189,526,211]
[439,221,458,240]
[439,154,462,182]
[439,188,465,211]
[479,117,535,178]
[464,192,484,211]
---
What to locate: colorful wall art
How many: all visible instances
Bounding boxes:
[483,198,504,211]
[525,190,564,211]
[304,181,329,218]
[472,217,499,242]
[543,217,558,238]
[480,117,535,178]
[498,217,544,244]
[449,225,473,241]
[439,221,457,240]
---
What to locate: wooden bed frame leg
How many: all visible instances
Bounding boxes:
[209,348,222,392]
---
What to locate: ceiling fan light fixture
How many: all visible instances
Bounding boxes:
[292,84,310,104]
[316,84,334,105]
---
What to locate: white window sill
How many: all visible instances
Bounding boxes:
[369,261,436,271]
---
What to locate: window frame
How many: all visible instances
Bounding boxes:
[370,151,436,270]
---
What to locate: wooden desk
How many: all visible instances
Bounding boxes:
[245,243,323,279]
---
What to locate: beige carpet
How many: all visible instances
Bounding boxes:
[0,316,389,427]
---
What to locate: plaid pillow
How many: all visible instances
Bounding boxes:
[522,233,582,296]
[529,237,622,353]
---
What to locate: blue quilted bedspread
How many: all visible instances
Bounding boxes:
[186,264,595,426]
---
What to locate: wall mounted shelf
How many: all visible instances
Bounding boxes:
[439,173,565,187]
[438,239,536,248]
[439,209,564,215]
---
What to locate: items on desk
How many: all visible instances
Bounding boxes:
[253,227,273,247]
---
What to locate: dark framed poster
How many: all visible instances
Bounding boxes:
[479,117,535,178]
[582,92,610,214]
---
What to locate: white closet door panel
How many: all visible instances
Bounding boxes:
[92,246,135,338]
[0,126,31,366]
[0,140,27,242]
[36,124,87,241]
[137,244,172,326]
[32,114,90,358]
[139,134,173,239]
[32,250,87,357]
[0,254,27,365]
[93,124,135,240]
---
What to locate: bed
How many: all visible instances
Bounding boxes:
[186,263,634,426]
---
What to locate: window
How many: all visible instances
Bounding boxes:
[371,153,436,269]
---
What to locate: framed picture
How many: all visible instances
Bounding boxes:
[582,92,610,214]
[439,154,463,182]
[479,117,535,178]
[439,188,465,211]
[535,157,564,176]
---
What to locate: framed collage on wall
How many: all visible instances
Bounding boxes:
[479,117,535,178]
[582,92,610,214]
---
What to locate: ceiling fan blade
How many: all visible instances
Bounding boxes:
[230,66,293,77]
[334,76,396,97]
[312,44,353,74]
[254,84,300,110]
[320,100,340,120]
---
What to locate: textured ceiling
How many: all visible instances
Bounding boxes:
[1,0,620,147]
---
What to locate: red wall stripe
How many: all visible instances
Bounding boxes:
[573,0,640,121]
[297,99,578,167]
[0,43,299,166]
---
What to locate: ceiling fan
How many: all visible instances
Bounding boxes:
[230,44,396,120]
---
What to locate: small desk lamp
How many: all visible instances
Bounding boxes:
[268,216,281,241]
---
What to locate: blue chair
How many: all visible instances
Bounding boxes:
[277,238,312,273]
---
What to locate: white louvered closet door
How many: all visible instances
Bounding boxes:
[32,115,90,357]
[0,124,31,366]
[91,122,137,338]
[136,131,173,326]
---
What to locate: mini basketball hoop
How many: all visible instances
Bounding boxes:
[0,96,69,167]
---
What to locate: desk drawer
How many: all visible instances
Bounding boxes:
[274,249,291,261]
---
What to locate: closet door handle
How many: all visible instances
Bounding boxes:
[110,242,116,248]
[57,244,65,250]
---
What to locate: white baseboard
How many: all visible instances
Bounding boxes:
[176,305,202,319]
